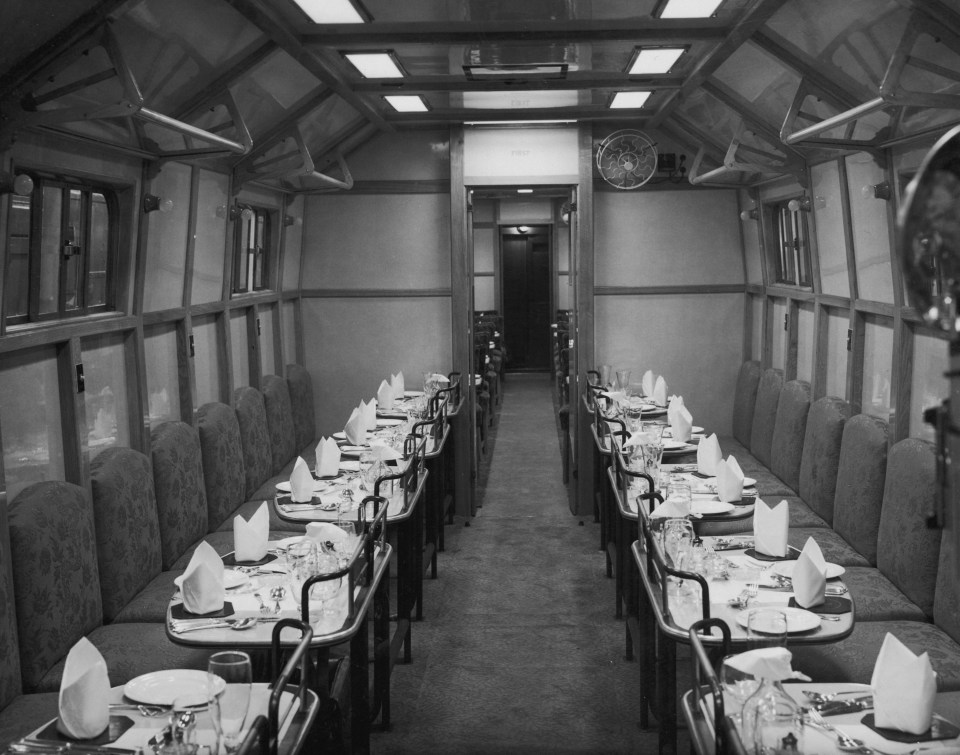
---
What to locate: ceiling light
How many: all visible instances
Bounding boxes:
[291,0,369,23]
[464,119,577,126]
[654,0,724,18]
[384,95,429,112]
[517,189,533,194]
[344,52,404,78]
[628,47,686,75]
[609,91,652,109]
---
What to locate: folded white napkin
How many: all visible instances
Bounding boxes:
[641,370,655,397]
[428,372,450,384]
[391,371,405,395]
[344,407,366,446]
[667,396,693,443]
[360,399,377,431]
[792,537,827,608]
[650,499,699,519]
[289,456,315,503]
[306,522,352,549]
[233,501,269,563]
[726,647,811,682]
[315,437,341,478]
[600,390,629,407]
[368,440,403,462]
[57,637,110,739]
[653,376,668,407]
[697,433,722,476]
[753,499,789,558]
[377,379,394,411]
[872,633,937,734]
[716,455,745,502]
[174,541,224,615]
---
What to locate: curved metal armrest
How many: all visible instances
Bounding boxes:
[688,619,748,755]
[235,714,268,755]
[267,619,315,755]
[649,536,712,620]
[586,370,600,385]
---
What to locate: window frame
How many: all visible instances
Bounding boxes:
[3,172,119,326]
[232,204,272,295]
[768,197,813,288]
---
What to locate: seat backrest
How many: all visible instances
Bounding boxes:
[262,374,297,473]
[0,505,23,707]
[797,397,851,523]
[151,421,209,570]
[875,438,940,618]
[769,380,811,491]
[749,368,783,467]
[197,401,247,530]
[731,360,762,448]
[90,447,164,623]
[9,481,102,692]
[831,415,889,564]
[233,386,273,499]
[286,365,316,453]
[934,526,960,645]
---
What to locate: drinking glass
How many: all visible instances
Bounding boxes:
[720,655,760,735]
[663,518,694,595]
[740,565,762,605]
[287,539,318,612]
[599,364,612,388]
[746,607,788,649]
[616,369,632,392]
[624,405,644,432]
[207,651,252,754]
[643,436,665,491]
[309,551,342,618]
[665,482,692,515]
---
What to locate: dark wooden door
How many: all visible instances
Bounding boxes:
[502,227,551,370]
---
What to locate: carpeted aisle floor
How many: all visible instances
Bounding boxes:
[370,372,664,754]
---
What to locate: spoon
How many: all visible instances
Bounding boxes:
[270,585,286,613]
[171,617,259,634]
[109,703,168,717]
[818,614,842,622]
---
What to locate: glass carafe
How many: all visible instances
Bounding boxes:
[741,677,806,754]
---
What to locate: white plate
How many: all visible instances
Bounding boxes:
[743,476,757,487]
[340,445,367,455]
[270,536,305,551]
[662,440,688,451]
[275,480,328,494]
[333,432,347,440]
[663,426,705,437]
[124,670,225,706]
[691,500,735,515]
[772,560,846,580]
[404,390,423,397]
[223,569,248,590]
[377,419,404,427]
[736,607,822,634]
[340,460,360,471]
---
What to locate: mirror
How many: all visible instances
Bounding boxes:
[898,124,960,333]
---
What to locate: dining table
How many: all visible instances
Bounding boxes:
[683,680,960,754]
[166,502,392,754]
[632,533,856,754]
[5,682,316,755]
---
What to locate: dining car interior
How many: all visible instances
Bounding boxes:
[7,0,960,753]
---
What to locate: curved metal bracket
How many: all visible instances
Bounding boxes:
[236,124,354,191]
[689,121,805,186]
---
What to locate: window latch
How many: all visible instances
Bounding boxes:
[189,334,195,358]
[846,328,853,352]
[76,363,85,393]
[62,242,80,258]
[784,313,790,331]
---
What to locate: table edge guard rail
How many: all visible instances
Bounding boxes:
[299,496,389,623]
[268,619,315,755]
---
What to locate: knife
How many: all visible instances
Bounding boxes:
[816,696,873,716]
[13,740,140,755]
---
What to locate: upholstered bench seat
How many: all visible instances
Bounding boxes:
[840,567,928,622]
[0,693,60,747]
[787,527,872,567]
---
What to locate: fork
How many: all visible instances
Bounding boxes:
[807,708,897,755]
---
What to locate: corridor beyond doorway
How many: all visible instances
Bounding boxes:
[501,225,551,372]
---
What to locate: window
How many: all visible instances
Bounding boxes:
[771,198,812,287]
[233,206,271,293]
[4,174,118,325]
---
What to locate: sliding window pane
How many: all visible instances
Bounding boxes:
[144,323,181,427]
[4,193,31,319]
[38,186,62,315]
[824,309,849,398]
[192,315,221,407]
[811,161,849,297]
[81,332,129,459]
[259,305,277,376]
[1,347,64,501]
[910,331,949,442]
[796,303,814,383]
[192,169,227,305]
[230,309,250,388]
[143,162,191,312]
[861,316,893,420]
[87,193,109,307]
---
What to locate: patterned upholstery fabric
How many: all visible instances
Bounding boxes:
[749,369,783,469]
[89,447,164,624]
[110,570,183,623]
[0,507,22,709]
[732,361,762,448]
[261,375,296,475]
[787,527,870,567]
[286,364,317,453]
[170,531,236,571]
[769,380,810,492]
[8,482,103,692]
[841,567,927,622]
[151,421,208,570]
[831,415,888,565]
[0,693,60,749]
[197,402,247,531]
[934,527,960,645]
[234,387,273,500]
[797,397,850,525]
[212,498,306,535]
[777,495,829,528]
[791,620,960,692]
[875,439,939,617]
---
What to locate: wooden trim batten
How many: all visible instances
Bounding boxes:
[301,288,453,298]
[593,284,746,296]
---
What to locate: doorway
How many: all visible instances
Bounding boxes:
[501,224,551,371]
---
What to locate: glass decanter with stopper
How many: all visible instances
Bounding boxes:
[732,648,810,754]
